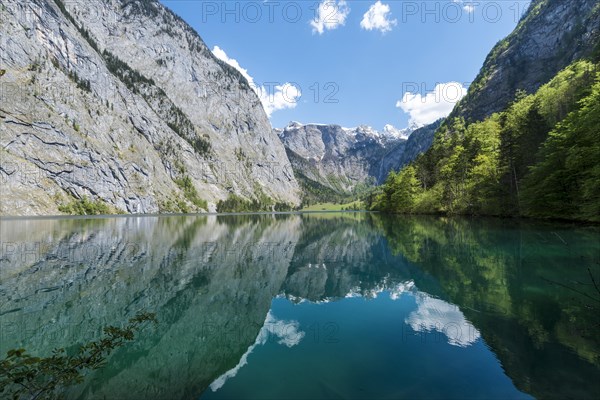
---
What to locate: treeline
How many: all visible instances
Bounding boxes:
[371,60,600,222]
[298,173,374,209]
[217,193,293,213]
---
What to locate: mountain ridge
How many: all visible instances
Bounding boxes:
[275,120,443,205]
[0,0,300,216]
[276,122,406,201]
[452,0,600,122]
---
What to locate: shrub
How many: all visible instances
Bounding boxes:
[0,312,156,399]
[174,176,208,211]
[58,196,113,215]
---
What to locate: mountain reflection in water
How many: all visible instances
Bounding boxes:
[0,214,598,399]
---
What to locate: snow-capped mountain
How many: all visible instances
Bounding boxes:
[383,124,414,140]
[276,122,402,198]
[275,121,441,201]
[278,122,412,145]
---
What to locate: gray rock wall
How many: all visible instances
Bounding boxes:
[0,0,300,216]
[452,0,600,122]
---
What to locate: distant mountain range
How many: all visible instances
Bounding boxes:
[275,120,441,203]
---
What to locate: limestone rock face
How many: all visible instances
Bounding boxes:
[452,0,600,122]
[0,0,300,216]
[276,122,409,195]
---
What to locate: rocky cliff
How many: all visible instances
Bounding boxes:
[276,121,444,201]
[378,119,443,175]
[452,0,600,122]
[276,122,411,199]
[0,0,300,216]
[395,120,442,168]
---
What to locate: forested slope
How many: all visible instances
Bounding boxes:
[372,60,600,222]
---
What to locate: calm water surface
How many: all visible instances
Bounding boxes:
[0,213,598,399]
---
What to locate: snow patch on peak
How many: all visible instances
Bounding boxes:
[383,124,413,140]
[286,121,304,129]
[356,125,380,137]
[279,121,413,146]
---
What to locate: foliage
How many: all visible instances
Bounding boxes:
[374,60,599,222]
[165,107,211,157]
[274,202,294,212]
[297,172,375,209]
[174,175,208,211]
[0,312,157,400]
[297,173,347,207]
[103,50,155,92]
[67,71,91,93]
[216,193,279,213]
[58,196,117,216]
[301,201,364,212]
[522,77,600,221]
[372,166,422,214]
[158,192,190,214]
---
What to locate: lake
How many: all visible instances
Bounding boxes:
[1,213,599,399]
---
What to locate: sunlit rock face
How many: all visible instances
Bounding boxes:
[452,0,600,123]
[276,122,408,193]
[0,0,300,216]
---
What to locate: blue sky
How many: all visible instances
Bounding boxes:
[161,0,531,130]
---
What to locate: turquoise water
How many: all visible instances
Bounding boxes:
[0,213,598,399]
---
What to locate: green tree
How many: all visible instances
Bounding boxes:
[522,77,600,221]
[386,166,422,213]
[0,313,157,400]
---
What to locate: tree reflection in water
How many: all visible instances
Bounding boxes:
[0,214,598,399]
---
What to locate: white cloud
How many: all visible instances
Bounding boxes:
[255,83,302,118]
[396,82,467,127]
[212,46,301,117]
[360,1,397,33]
[210,311,304,391]
[406,293,481,347]
[311,0,350,35]
[212,46,254,86]
[453,0,477,13]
